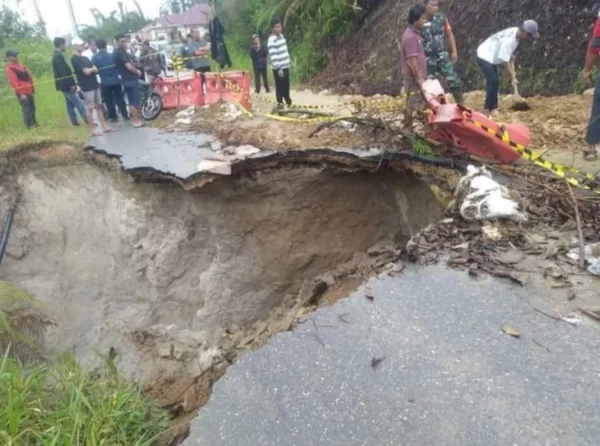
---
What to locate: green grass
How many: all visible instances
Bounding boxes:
[0,281,169,444]
[0,77,87,152]
[0,352,169,445]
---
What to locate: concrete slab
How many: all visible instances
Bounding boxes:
[185,264,600,446]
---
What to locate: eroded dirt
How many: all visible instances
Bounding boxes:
[157,88,599,175]
[0,155,446,444]
[462,91,599,171]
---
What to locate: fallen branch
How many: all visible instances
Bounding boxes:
[580,308,600,322]
[527,301,577,327]
[565,180,586,270]
[532,338,550,353]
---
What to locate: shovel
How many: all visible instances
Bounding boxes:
[509,81,531,111]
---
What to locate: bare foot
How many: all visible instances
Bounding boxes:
[132,121,144,128]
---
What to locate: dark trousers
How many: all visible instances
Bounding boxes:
[63,91,87,125]
[18,94,37,128]
[272,68,292,105]
[476,57,499,111]
[586,74,600,145]
[194,67,211,89]
[101,84,128,120]
[253,66,269,93]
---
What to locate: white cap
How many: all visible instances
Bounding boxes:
[71,37,85,46]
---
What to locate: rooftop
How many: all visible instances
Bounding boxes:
[156,4,213,27]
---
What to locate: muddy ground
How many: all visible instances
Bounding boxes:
[161,88,599,172]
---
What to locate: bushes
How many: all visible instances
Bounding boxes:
[223,0,360,82]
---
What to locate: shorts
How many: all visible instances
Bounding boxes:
[123,82,142,108]
[83,89,102,108]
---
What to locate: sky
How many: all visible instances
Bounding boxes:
[7,0,164,36]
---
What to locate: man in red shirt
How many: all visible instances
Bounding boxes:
[4,50,37,129]
[583,4,600,159]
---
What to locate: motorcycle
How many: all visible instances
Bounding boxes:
[140,77,164,121]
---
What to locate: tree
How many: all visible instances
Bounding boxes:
[160,0,212,15]
[80,9,148,42]
[0,4,44,47]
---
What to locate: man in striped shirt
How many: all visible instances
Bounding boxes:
[267,18,292,108]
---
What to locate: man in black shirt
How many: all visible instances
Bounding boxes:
[71,38,111,136]
[114,33,143,128]
[52,37,87,126]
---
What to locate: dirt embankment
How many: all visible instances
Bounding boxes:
[0,151,446,442]
[315,0,593,96]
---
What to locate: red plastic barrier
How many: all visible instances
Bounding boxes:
[155,74,204,110]
[204,71,252,111]
[426,103,530,164]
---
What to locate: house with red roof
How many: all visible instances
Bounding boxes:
[137,4,213,43]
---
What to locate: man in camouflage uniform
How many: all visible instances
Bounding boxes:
[421,0,464,104]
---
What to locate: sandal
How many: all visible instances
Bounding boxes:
[583,147,599,160]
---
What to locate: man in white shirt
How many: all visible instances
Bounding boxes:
[267,17,292,109]
[82,40,98,61]
[475,20,539,114]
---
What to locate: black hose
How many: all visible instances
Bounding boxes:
[0,206,15,265]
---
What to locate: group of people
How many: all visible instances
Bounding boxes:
[53,34,165,135]
[400,0,600,160]
[5,34,166,135]
[249,18,293,109]
[7,6,600,159]
[401,0,538,116]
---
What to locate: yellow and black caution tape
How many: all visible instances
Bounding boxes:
[171,54,185,72]
[263,113,339,123]
[465,114,599,193]
[149,53,600,192]
[346,96,407,107]
[255,96,328,110]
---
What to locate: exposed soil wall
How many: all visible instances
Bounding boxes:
[315,0,593,96]
[0,160,443,399]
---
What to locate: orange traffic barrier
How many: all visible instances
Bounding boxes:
[155,74,204,110]
[205,71,252,111]
[426,102,530,164]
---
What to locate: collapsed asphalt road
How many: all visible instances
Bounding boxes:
[185,264,600,446]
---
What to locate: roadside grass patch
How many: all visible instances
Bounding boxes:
[0,352,169,445]
[0,79,87,152]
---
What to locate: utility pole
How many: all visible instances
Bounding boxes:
[65,0,79,37]
[32,0,47,37]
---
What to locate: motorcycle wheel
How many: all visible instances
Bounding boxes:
[141,93,163,121]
